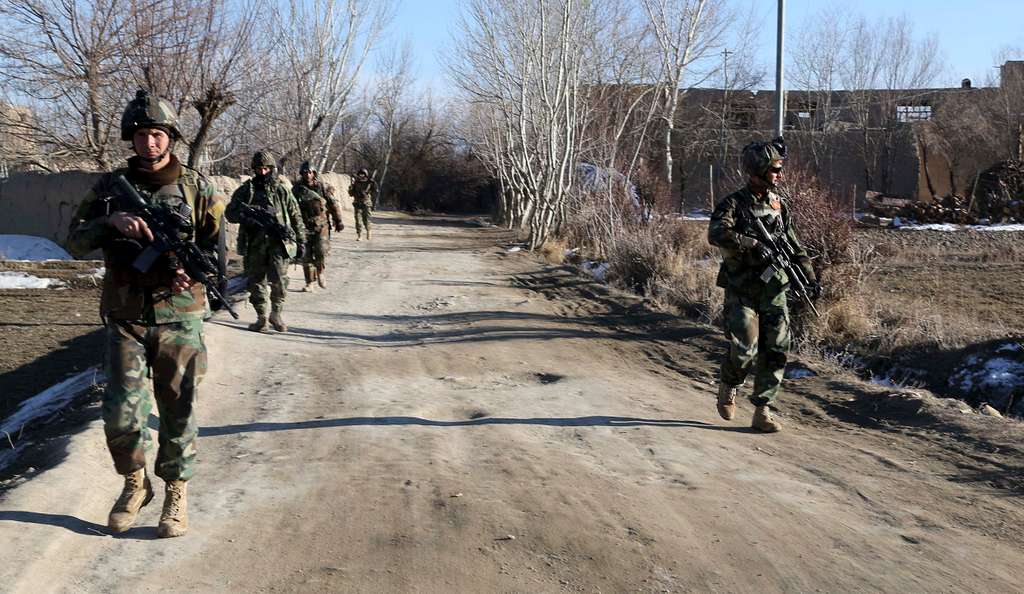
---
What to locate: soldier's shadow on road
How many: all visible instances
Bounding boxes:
[199,415,754,437]
[0,510,159,539]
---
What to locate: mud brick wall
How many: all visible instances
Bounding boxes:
[0,170,352,259]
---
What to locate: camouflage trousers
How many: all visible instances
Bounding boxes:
[353,203,372,236]
[244,250,290,315]
[104,318,206,481]
[719,287,790,406]
[304,228,330,268]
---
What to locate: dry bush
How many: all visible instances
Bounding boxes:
[780,165,855,271]
[539,238,569,264]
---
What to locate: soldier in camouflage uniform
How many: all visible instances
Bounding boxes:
[66,90,225,537]
[225,150,305,332]
[707,137,820,433]
[293,161,343,291]
[348,168,376,240]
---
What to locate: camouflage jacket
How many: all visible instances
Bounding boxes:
[293,180,342,232]
[225,177,304,259]
[708,185,812,293]
[66,156,225,324]
[348,178,376,207]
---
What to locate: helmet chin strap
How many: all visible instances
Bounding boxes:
[136,140,174,165]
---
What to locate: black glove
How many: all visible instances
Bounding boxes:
[753,242,773,263]
[808,281,823,300]
[335,221,344,232]
[294,243,305,260]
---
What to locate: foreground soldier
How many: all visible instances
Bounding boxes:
[66,90,225,537]
[348,168,376,240]
[293,161,343,291]
[226,151,304,332]
[707,137,820,433]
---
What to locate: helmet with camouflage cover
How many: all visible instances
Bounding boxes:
[120,89,182,141]
[251,150,276,171]
[299,160,316,175]
[741,136,787,177]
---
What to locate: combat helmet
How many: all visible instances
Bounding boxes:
[299,160,316,175]
[741,136,787,177]
[120,89,182,141]
[356,168,369,179]
[251,150,276,171]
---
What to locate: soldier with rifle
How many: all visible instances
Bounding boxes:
[293,160,343,291]
[225,150,305,332]
[66,89,227,537]
[708,137,822,433]
[348,168,376,241]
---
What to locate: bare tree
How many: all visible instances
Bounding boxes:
[370,40,415,205]
[122,0,268,171]
[269,0,394,172]
[0,0,159,170]
[451,0,593,249]
[638,0,730,191]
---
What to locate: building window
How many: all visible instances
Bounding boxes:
[896,104,932,122]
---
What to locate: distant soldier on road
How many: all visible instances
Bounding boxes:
[707,137,821,433]
[348,168,376,241]
[226,150,305,332]
[66,89,226,537]
[293,161,343,291]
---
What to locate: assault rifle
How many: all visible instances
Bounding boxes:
[749,217,821,318]
[233,201,297,257]
[113,175,239,319]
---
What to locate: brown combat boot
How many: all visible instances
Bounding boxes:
[316,266,326,289]
[157,480,188,538]
[108,468,154,533]
[269,310,287,332]
[248,315,268,332]
[716,383,738,421]
[751,405,782,433]
[302,266,315,292]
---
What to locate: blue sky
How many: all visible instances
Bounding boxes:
[389,0,1024,93]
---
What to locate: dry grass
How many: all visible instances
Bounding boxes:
[539,238,569,264]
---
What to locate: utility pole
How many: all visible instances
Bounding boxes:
[775,0,786,137]
[720,48,732,164]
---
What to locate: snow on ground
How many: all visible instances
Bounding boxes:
[892,221,1024,232]
[582,261,609,282]
[0,367,105,473]
[0,271,67,289]
[0,235,72,261]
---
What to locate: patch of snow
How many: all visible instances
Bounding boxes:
[582,260,609,283]
[869,375,903,388]
[898,223,958,232]
[785,366,817,379]
[974,223,1024,232]
[0,367,105,442]
[894,222,1024,232]
[996,342,1023,353]
[0,271,67,289]
[76,267,105,281]
[949,357,1024,398]
[506,246,522,253]
[682,210,711,221]
[0,235,72,261]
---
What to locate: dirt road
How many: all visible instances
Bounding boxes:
[1,213,1021,593]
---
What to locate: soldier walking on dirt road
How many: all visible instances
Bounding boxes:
[707,137,821,433]
[348,168,376,241]
[66,90,226,537]
[226,150,305,332]
[293,161,343,291]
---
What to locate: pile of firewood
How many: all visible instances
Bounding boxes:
[862,160,1024,225]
